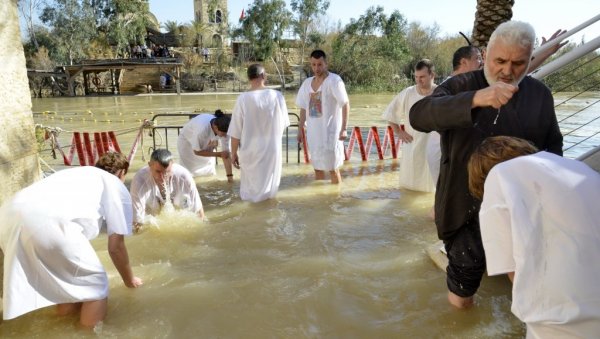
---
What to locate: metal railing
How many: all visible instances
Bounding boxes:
[150,112,302,163]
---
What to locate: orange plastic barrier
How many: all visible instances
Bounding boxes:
[302,125,403,163]
[49,120,147,166]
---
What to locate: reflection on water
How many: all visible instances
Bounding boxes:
[11,92,592,337]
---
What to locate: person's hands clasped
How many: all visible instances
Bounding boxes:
[473,82,518,109]
[220,150,230,160]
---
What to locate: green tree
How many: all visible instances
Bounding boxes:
[331,6,410,91]
[290,0,330,63]
[234,0,292,61]
[40,0,97,65]
[183,20,210,49]
[102,0,151,57]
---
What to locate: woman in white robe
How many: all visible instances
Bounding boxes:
[177,110,233,181]
[228,64,290,202]
[0,152,142,328]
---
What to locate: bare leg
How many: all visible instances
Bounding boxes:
[80,298,108,328]
[56,302,82,316]
[314,169,326,180]
[330,170,341,184]
[448,291,474,309]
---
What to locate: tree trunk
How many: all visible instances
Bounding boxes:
[471,0,515,48]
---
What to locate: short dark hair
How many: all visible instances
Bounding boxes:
[150,149,173,167]
[310,49,327,60]
[211,109,231,133]
[415,59,434,74]
[247,63,265,80]
[452,46,479,70]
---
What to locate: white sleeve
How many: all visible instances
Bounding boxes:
[129,171,147,224]
[479,170,515,276]
[228,96,244,139]
[279,92,291,128]
[382,90,408,124]
[295,79,309,110]
[332,76,349,106]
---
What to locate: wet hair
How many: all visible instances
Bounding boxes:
[211,109,231,133]
[150,148,173,167]
[95,151,129,176]
[468,136,538,200]
[488,21,535,54]
[415,59,435,74]
[310,49,327,60]
[247,64,265,80]
[452,46,479,70]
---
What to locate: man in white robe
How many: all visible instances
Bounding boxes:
[468,136,600,338]
[130,149,204,229]
[0,152,142,328]
[383,59,437,192]
[296,49,349,184]
[177,110,233,181]
[228,63,290,202]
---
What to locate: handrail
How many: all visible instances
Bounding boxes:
[531,14,600,61]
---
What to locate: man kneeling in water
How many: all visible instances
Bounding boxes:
[130,149,205,231]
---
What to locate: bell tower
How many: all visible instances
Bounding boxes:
[193,0,228,47]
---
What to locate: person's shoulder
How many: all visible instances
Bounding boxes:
[521,76,551,93]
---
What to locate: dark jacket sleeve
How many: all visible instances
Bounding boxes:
[409,77,478,133]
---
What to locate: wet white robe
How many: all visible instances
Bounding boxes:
[228,89,290,202]
[177,113,230,177]
[382,85,435,192]
[0,167,132,320]
[130,163,203,223]
[296,73,349,171]
[480,152,600,338]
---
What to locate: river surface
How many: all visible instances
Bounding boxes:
[2,91,598,338]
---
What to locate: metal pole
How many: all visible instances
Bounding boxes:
[531,36,600,79]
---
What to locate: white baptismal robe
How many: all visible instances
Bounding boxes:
[177,113,230,177]
[228,89,290,202]
[0,167,132,319]
[382,85,435,192]
[130,163,203,223]
[480,152,600,338]
[296,73,349,171]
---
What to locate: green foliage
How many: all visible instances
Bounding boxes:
[233,0,292,61]
[290,0,330,62]
[542,44,600,93]
[330,6,410,92]
[40,0,97,65]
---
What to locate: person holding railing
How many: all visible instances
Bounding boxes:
[177,109,233,182]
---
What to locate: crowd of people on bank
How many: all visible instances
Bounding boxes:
[130,43,171,59]
[1,20,599,337]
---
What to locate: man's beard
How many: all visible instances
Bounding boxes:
[483,64,527,86]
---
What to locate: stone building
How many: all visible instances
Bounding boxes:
[194,0,229,47]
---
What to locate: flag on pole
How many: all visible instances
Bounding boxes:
[239,9,245,21]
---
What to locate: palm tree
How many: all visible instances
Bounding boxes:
[471,0,514,47]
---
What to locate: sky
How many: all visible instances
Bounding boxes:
[148,0,600,44]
